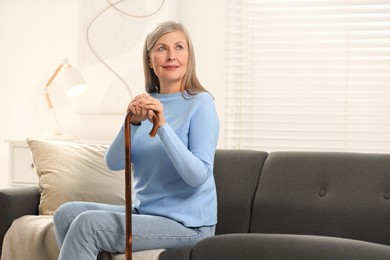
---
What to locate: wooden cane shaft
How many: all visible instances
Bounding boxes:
[124,111,159,260]
[124,112,132,260]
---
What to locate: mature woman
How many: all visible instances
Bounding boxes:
[53,21,219,259]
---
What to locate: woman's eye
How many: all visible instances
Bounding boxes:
[157,46,166,51]
[176,45,184,50]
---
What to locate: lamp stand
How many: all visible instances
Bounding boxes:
[41,102,74,140]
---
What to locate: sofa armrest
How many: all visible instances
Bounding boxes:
[159,246,192,260]
[0,186,40,256]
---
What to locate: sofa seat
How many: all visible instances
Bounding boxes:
[1,215,164,260]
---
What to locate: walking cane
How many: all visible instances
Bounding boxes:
[124,111,159,260]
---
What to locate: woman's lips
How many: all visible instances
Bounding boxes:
[162,65,179,70]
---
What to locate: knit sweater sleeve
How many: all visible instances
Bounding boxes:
[157,93,219,187]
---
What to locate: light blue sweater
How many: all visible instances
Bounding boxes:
[105,91,219,227]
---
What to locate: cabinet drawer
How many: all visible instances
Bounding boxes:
[10,146,37,186]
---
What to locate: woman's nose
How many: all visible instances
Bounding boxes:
[167,50,176,61]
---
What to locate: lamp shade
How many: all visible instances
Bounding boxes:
[62,66,88,97]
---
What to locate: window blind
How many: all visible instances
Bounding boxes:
[226,0,390,152]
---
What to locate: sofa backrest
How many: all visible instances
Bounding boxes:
[213,149,268,235]
[250,151,390,245]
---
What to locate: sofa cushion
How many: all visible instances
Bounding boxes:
[213,149,267,234]
[189,233,390,260]
[26,138,125,215]
[250,151,390,245]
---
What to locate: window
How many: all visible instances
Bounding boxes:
[227,0,390,152]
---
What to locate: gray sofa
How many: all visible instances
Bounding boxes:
[2,149,390,259]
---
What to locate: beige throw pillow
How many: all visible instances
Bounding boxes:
[26,138,125,215]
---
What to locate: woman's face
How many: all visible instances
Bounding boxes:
[149,30,189,93]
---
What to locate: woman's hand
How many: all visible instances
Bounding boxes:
[127,94,166,127]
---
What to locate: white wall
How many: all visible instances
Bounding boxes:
[0,1,227,188]
[179,1,227,148]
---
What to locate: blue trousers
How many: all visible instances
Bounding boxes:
[53,201,215,260]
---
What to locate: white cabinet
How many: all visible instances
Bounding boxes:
[6,140,37,187]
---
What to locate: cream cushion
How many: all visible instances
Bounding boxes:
[26,138,125,215]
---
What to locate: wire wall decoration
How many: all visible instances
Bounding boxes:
[76,0,178,114]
